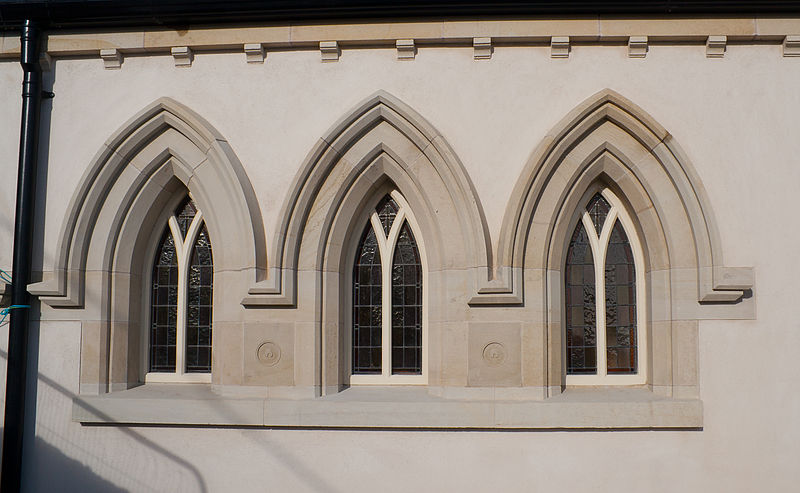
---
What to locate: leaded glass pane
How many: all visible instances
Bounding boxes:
[353,224,382,374]
[585,193,611,234]
[186,224,213,373]
[605,219,637,374]
[391,221,422,375]
[150,228,178,372]
[175,196,198,239]
[565,221,596,374]
[375,195,399,236]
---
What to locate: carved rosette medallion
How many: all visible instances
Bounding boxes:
[482,342,506,366]
[257,341,281,367]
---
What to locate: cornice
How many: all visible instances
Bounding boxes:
[2,17,800,59]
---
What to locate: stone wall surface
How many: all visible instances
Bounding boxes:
[0,35,798,492]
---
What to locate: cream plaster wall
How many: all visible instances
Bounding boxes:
[2,42,797,270]
[0,39,798,491]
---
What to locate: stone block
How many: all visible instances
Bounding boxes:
[243,322,294,386]
[320,40,339,61]
[551,36,570,58]
[628,36,648,58]
[468,322,521,386]
[171,46,192,67]
[396,39,416,60]
[212,321,243,385]
[243,43,265,63]
[706,35,727,58]
[783,35,800,56]
[100,48,122,69]
[473,37,492,59]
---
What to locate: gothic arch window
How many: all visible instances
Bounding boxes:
[351,191,426,384]
[565,188,647,385]
[147,196,213,383]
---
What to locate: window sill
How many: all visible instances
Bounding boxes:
[73,385,702,429]
[144,372,212,384]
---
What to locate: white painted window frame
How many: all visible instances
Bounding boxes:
[566,188,647,386]
[349,190,428,386]
[144,202,212,384]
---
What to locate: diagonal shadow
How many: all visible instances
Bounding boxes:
[1,347,208,492]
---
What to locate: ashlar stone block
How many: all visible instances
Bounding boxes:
[468,322,522,387]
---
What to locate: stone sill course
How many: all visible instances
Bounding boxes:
[74,384,702,430]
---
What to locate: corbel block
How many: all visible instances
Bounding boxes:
[244,43,265,63]
[320,41,340,61]
[473,37,492,60]
[551,36,570,58]
[396,39,416,60]
[171,46,193,67]
[628,36,648,58]
[706,35,726,58]
[100,48,122,69]
[783,35,800,57]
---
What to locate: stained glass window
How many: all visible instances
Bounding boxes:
[352,193,423,380]
[149,196,213,376]
[376,196,399,236]
[175,197,197,238]
[391,222,422,375]
[586,193,611,233]
[565,222,597,374]
[565,190,640,381]
[605,220,637,374]
[353,224,382,374]
[150,229,178,372]
[186,224,213,373]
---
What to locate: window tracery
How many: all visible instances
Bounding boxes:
[148,196,213,382]
[351,192,424,383]
[565,190,645,385]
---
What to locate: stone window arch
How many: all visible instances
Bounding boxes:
[29,98,265,394]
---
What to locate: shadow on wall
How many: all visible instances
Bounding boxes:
[0,428,127,493]
[0,347,210,492]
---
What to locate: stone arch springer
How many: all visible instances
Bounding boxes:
[29,97,266,308]
[481,88,754,310]
[242,90,493,308]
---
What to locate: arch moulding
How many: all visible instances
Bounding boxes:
[477,88,754,308]
[242,90,493,307]
[29,97,266,308]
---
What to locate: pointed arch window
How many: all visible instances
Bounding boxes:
[147,196,213,383]
[565,189,647,385]
[351,192,425,384]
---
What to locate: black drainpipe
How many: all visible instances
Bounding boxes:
[1,18,43,492]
